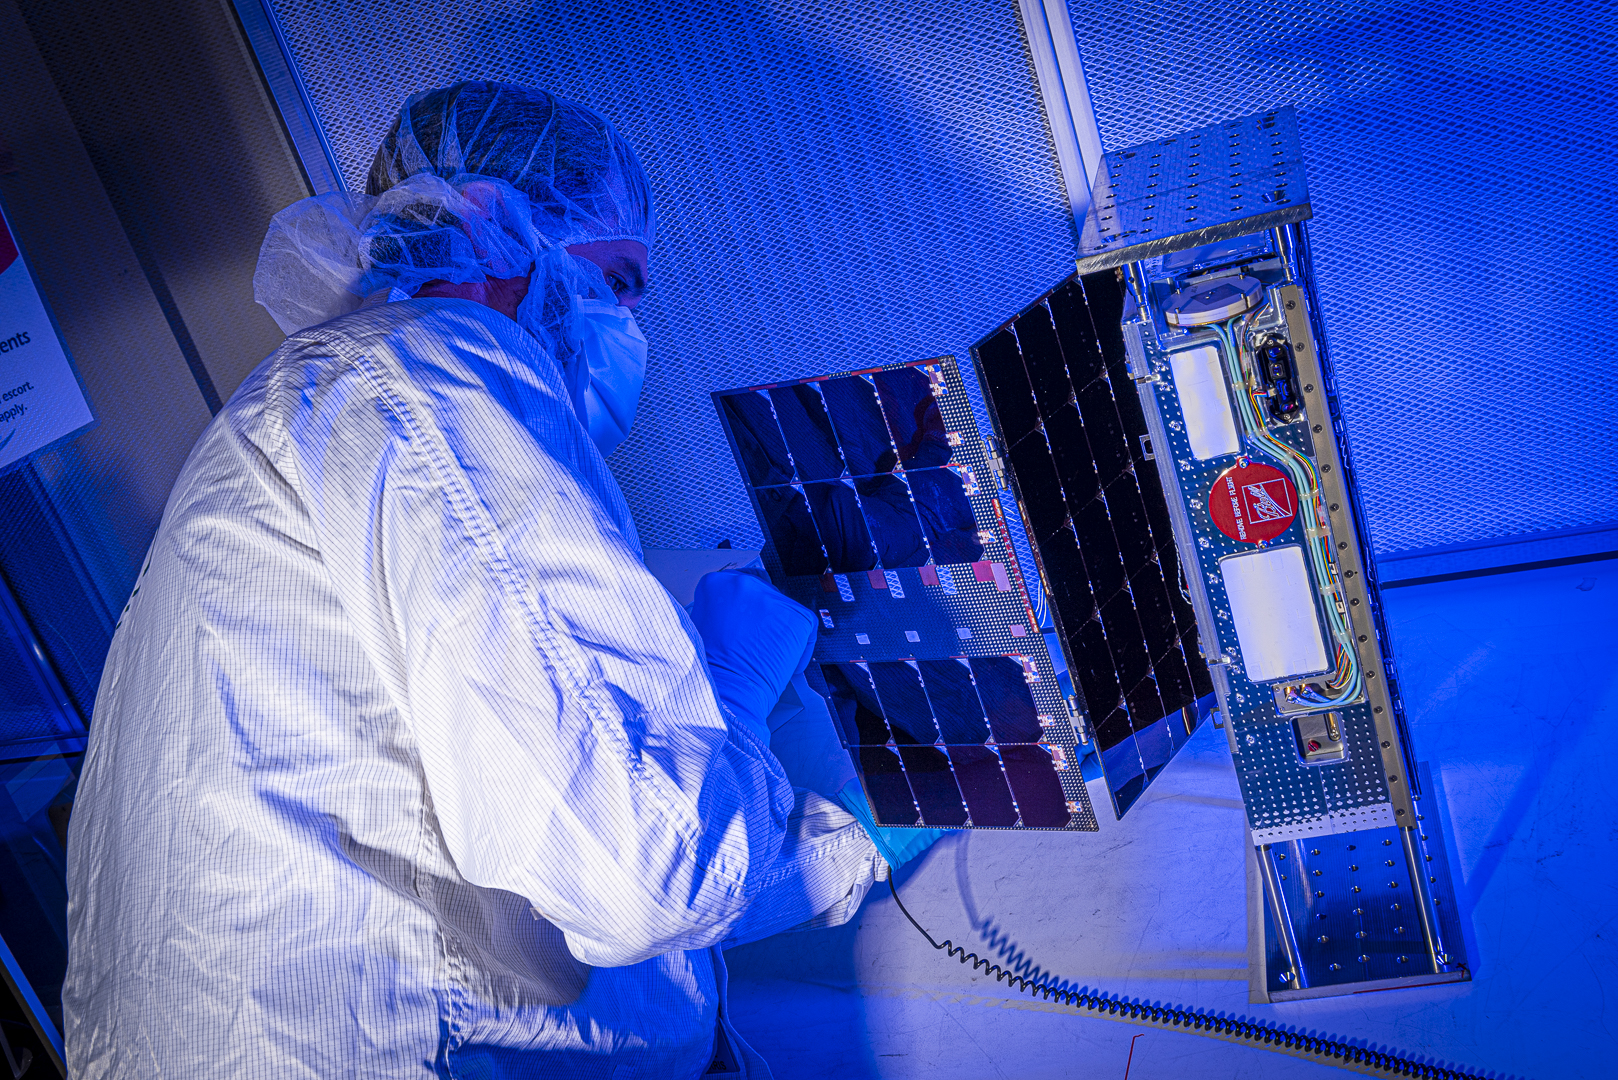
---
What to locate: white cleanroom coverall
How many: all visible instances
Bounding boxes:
[63,297,882,1078]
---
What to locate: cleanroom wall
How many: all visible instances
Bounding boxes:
[265,0,1078,553]
[1063,0,1618,552]
[269,0,1618,561]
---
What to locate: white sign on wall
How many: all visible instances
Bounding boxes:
[0,202,94,472]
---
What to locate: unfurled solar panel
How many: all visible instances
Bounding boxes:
[972,272,1214,817]
[713,358,1098,830]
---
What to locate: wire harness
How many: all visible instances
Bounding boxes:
[886,878,1487,1079]
[1210,312,1362,709]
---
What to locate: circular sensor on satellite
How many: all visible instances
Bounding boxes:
[1164,276,1264,327]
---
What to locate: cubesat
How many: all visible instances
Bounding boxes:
[713,107,1466,1000]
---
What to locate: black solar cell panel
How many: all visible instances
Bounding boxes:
[972,272,1213,817]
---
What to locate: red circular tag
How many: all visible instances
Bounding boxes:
[1208,461,1298,544]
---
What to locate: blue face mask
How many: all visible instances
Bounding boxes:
[566,296,647,457]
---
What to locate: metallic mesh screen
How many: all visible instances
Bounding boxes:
[266,0,1075,551]
[1065,0,1618,551]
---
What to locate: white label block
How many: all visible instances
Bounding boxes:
[1168,345,1240,460]
[1220,545,1330,683]
[0,206,94,471]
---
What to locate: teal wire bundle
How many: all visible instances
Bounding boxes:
[1210,317,1362,708]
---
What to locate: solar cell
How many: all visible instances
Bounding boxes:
[1044,402,1102,506]
[1071,619,1123,720]
[720,391,794,485]
[1129,562,1181,661]
[800,480,875,573]
[859,746,920,825]
[947,744,1019,826]
[1152,644,1197,717]
[872,367,951,468]
[974,329,1040,443]
[906,468,982,563]
[1006,431,1069,542]
[1000,744,1071,827]
[769,383,844,481]
[755,485,827,576]
[1012,304,1075,418]
[1105,472,1156,576]
[1076,377,1132,485]
[822,663,891,745]
[854,474,930,568]
[1125,674,1167,735]
[820,375,896,476]
[868,661,941,745]
[1047,281,1106,379]
[1036,524,1097,631]
[898,745,970,827]
[916,658,992,744]
[1070,496,1127,601]
[1099,589,1152,691]
[968,656,1043,744]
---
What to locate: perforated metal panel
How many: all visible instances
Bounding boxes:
[264,0,1076,551]
[1064,0,1618,552]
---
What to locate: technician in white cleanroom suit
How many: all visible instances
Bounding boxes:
[62,81,934,1079]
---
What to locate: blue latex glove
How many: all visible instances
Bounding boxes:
[690,570,817,743]
[835,779,945,871]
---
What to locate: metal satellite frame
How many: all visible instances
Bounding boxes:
[710,105,1468,1002]
[970,106,1469,1001]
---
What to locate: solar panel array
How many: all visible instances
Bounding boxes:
[714,358,1097,830]
[807,656,1068,828]
[973,271,1213,815]
[718,367,983,577]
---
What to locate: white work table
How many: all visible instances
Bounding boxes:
[726,560,1616,1079]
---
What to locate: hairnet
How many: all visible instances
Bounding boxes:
[368,82,655,250]
[253,82,653,347]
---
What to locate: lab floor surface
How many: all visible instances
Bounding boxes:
[724,561,1618,1079]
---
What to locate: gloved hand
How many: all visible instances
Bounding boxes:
[690,570,817,743]
[767,672,857,796]
[834,779,945,872]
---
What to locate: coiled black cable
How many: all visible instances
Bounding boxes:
[886,878,1487,1079]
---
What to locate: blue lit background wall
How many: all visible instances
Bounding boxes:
[1065,0,1618,551]
[268,0,1075,553]
[268,0,1617,556]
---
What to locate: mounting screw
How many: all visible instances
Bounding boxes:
[1304,383,1315,392]
[1329,963,1343,972]
[1358,954,1370,963]
[1396,808,1406,816]
[1286,300,1297,310]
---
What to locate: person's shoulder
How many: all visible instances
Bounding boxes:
[284,297,534,360]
